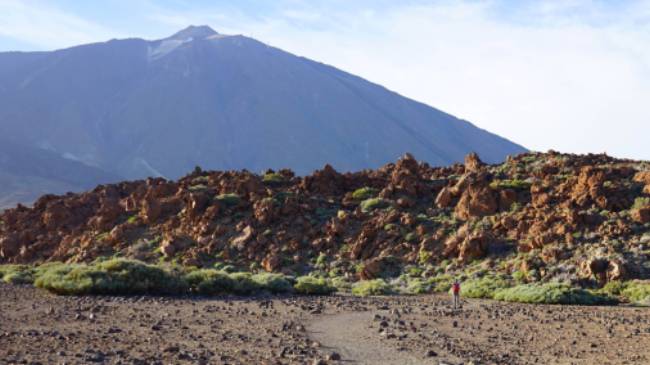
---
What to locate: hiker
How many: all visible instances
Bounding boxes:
[452,279,461,309]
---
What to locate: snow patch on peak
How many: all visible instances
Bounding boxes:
[147,37,192,61]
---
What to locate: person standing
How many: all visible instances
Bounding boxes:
[452,279,461,309]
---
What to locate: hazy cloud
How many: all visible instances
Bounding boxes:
[0,0,122,50]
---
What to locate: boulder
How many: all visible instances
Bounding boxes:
[458,231,491,263]
[390,153,421,196]
[262,253,281,272]
[454,184,498,220]
[160,235,192,258]
[633,171,650,185]
[435,187,453,208]
[231,226,254,251]
[0,234,20,259]
[300,164,345,196]
[464,152,485,172]
[584,257,629,284]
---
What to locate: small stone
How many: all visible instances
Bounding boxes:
[328,352,341,361]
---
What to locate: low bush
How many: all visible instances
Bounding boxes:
[494,282,616,305]
[489,179,532,191]
[621,281,650,303]
[352,279,393,296]
[252,273,293,294]
[0,265,34,284]
[427,274,454,293]
[8,259,340,298]
[184,269,235,295]
[294,276,337,295]
[229,272,261,295]
[330,276,352,292]
[352,187,378,200]
[461,274,511,299]
[262,172,284,184]
[600,280,650,304]
[405,278,428,294]
[35,259,187,295]
[512,270,527,283]
[215,193,241,206]
[359,198,390,213]
[633,197,650,209]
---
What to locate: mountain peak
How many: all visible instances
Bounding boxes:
[168,25,218,40]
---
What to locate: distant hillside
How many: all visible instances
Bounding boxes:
[0,25,525,207]
[0,139,121,209]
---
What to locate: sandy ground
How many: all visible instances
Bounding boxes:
[1,284,650,365]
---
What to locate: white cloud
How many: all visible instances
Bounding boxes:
[225,1,650,160]
[0,0,120,50]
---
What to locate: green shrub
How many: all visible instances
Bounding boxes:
[494,283,616,305]
[352,279,393,296]
[188,184,207,192]
[405,266,424,277]
[599,280,627,296]
[352,187,378,200]
[418,250,432,265]
[512,270,526,283]
[405,278,429,294]
[489,179,532,191]
[216,193,241,206]
[0,265,34,284]
[359,198,390,213]
[620,281,650,303]
[35,259,187,295]
[225,272,260,294]
[330,276,351,292]
[294,276,337,295]
[404,232,417,243]
[427,274,454,293]
[263,172,284,184]
[461,274,511,299]
[184,269,235,295]
[597,280,650,304]
[314,252,328,269]
[252,273,293,294]
[633,197,650,209]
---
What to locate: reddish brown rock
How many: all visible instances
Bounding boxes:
[231,226,254,251]
[435,187,453,208]
[0,234,20,259]
[262,253,281,272]
[633,171,650,185]
[464,152,484,172]
[454,184,498,220]
[160,235,192,258]
[300,164,345,196]
[632,207,650,224]
[458,231,491,263]
[498,189,517,211]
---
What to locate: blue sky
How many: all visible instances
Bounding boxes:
[1,0,649,159]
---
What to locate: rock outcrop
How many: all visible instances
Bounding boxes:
[1,152,650,286]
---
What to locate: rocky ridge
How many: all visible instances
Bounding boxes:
[1,151,650,288]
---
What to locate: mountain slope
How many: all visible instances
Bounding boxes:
[0,25,525,205]
[0,139,122,209]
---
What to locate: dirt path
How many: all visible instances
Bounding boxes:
[3,286,650,365]
[307,311,435,365]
